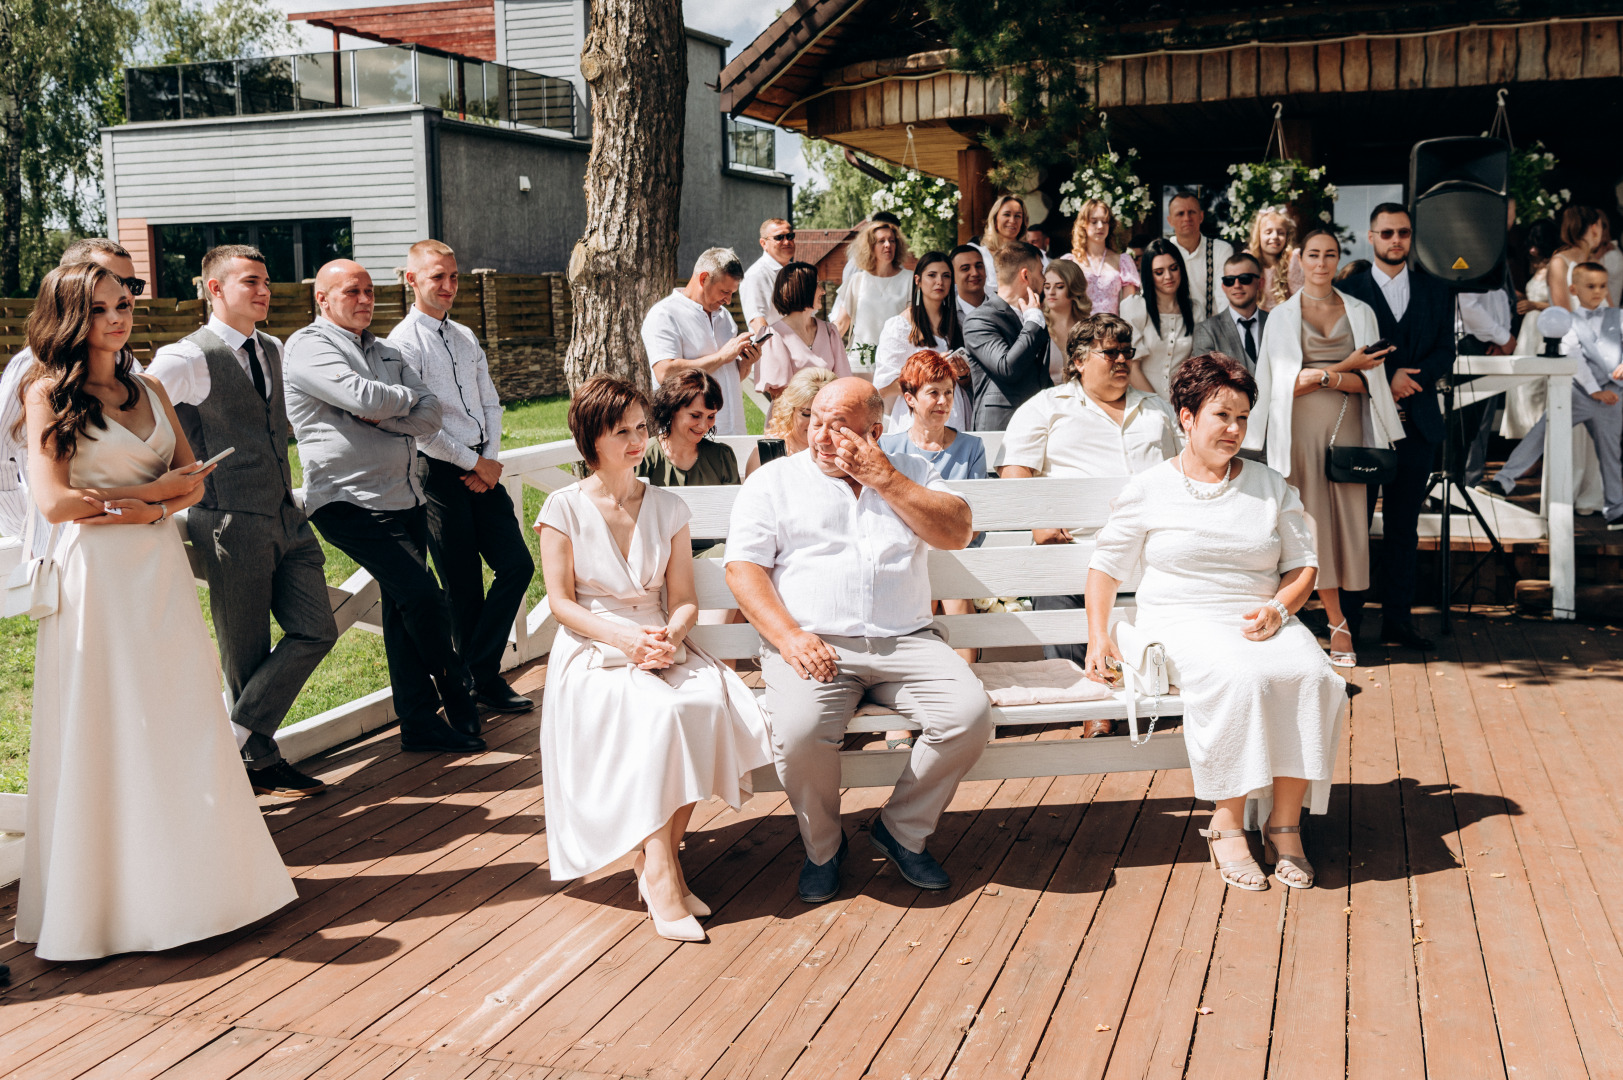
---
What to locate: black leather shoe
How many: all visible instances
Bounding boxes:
[0,962,10,985]
[248,760,328,797]
[400,713,486,754]
[1381,622,1435,651]
[476,682,536,713]
[869,817,951,890]
[798,833,849,904]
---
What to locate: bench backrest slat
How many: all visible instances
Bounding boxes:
[687,606,1110,659]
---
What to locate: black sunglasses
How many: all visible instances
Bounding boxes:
[1376,227,1413,240]
[769,232,795,242]
[121,275,147,296]
[1221,273,1260,286]
[1093,345,1136,361]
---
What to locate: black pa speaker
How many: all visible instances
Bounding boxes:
[1409,136,1510,290]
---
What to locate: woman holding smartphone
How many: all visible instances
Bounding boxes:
[14,262,296,961]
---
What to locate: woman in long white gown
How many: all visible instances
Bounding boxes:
[536,376,772,942]
[16,263,296,961]
[1084,353,1347,892]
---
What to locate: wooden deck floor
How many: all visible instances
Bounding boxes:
[3,613,1623,1080]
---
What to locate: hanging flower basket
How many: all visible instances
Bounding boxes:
[1506,141,1569,224]
[1058,148,1155,230]
[870,170,960,253]
[1220,159,1345,244]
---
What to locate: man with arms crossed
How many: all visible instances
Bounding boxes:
[148,246,340,795]
[642,248,760,437]
[726,378,991,903]
[387,240,535,715]
[741,219,796,333]
[1,240,144,550]
[1167,190,1235,323]
[285,260,485,754]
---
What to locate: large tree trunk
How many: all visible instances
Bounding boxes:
[563,0,686,392]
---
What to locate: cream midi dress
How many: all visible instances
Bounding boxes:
[18,381,296,960]
[537,483,773,880]
[1090,459,1348,819]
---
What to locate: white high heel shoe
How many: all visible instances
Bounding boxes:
[635,855,711,917]
[637,874,706,942]
[1327,619,1357,669]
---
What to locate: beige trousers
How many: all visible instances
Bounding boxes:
[762,629,993,864]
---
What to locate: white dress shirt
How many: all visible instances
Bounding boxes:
[1173,234,1235,322]
[147,316,276,406]
[956,294,982,321]
[1375,264,1410,322]
[741,252,788,328]
[641,289,745,436]
[1455,288,1513,348]
[724,448,963,638]
[997,382,1180,478]
[385,306,504,470]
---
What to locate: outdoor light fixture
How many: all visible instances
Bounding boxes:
[518,175,532,192]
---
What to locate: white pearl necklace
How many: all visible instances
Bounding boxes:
[1176,450,1233,499]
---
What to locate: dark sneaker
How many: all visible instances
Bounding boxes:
[400,712,486,754]
[1475,480,1513,500]
[249,760,328,797]
[869,816,951,890]
[798,833,849,904]
[476,682,537,713]
[1608,514,1623,532]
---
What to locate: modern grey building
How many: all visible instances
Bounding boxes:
[104,5,790,295]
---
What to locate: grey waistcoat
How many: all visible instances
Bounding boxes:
[172,327,295,515]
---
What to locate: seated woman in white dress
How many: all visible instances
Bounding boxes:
[1084,353,1348,892]
[17,262,296,960]
[535,376,773,942]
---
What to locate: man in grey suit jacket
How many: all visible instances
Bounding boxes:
[962,240,1051,430]
[1191,251,1267,372]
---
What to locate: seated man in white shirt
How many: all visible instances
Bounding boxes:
[997,313,1180,712]
[641,247,759,437]
[726,377,991,903]
[741,218,796,333]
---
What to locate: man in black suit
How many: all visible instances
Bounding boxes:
[1337,203,1452,650]
[962,240,1051,430]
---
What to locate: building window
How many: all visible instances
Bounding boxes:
[726,117,776,173]
[152,218,353,296]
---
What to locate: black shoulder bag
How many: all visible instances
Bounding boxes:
[1325,392,1398,485]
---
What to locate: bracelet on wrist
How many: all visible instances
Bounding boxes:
[1266,598,1290,623]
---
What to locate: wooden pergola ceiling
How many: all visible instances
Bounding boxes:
[722,0,1623,181]
[293,0,498,61]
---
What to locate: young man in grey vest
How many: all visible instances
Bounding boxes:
[148,245,340,796]
[386,240,535,714]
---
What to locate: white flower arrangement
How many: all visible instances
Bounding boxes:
[1221,159,1346,243]
[870,169,959,252]
[1506,141,1569,224]
[972,596,1034,614]
[1059,147,1155,228]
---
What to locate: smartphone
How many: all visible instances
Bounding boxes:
[190,446,236,471]
[750,325,773,345]
[756,437,787,463]
[1366,339,1392,354]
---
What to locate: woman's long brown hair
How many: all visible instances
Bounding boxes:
[14,262,140,461]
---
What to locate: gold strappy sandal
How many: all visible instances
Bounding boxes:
[1198,828,1269,891]
[1263,824,1315,889]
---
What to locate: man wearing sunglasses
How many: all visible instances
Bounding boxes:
[1193,253,1269,373]
[1337,203,1453,652]
[0,238,146,551]
[742,218,797,333]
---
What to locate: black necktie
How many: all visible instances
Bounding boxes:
[1240,317,1258,362]
[243,336,267,399]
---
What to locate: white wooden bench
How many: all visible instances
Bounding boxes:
[666,476,1189,791]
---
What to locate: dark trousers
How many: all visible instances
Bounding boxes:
[1348,427,1438,628]
[189,501,339,767]
[1033,593,1086,666]
[310,500,469,725]
[420,455,535,688]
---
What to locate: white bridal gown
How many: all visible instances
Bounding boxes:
[537,482,772,881]
[17,381,296,961]
[1089,459,1349,819]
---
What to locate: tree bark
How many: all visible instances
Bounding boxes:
[563,0,686,393]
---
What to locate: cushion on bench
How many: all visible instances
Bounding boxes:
[848,658,1115,713]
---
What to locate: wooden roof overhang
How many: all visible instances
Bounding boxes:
[722,3,1623,181]
[294,0,499,62]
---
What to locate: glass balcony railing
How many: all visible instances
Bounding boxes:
[726,117,777,172]
[123,45,584,138]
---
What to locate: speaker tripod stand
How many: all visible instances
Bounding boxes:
[1422,361,1515,635]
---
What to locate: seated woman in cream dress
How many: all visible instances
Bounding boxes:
[1247,228,1401,669]
[1085,354,1347,892]
[536,376,772,943]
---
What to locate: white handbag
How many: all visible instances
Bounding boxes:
[4,510,60,621]
[1111,616,1174,746]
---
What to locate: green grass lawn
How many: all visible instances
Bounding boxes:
[0,391,763,792]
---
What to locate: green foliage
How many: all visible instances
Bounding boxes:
[924,0,1101,188]
[1058,148,1154,231]
[135,0,298,65]
[1507,142,1569,225]
[796,140,956,255]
